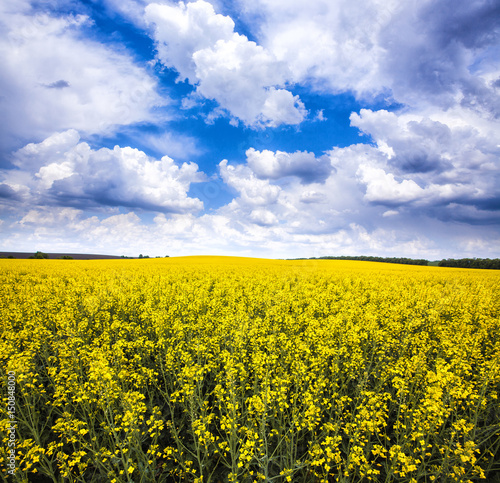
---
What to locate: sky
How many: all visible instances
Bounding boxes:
[0,0,499,259]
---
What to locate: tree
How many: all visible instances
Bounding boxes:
[30,251,49,259]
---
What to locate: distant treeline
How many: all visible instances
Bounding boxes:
[289,256,500,269]
[293,256,430,266]
[438,258,500,269]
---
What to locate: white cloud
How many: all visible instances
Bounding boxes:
[215,145,369,238]
[260,88,307,127]
[299,190,327,204]
[234,0,395,97]
[249,209,279,227]
[207,137,499,257]
[5,130,206,214]
[357,165,424,204]
[146,0,235,83]
[377,0,500,115]
[314,110,326,121]
[20,207,82,226]
[145,0,306,127]
[98,0,151,28]
[246,147,332,183]
[219,159,281,206]
[0,3,165,150]
[351,109,500,176]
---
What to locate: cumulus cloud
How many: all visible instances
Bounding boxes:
[236,0,500,115]
[4,130,206,213]
[219,159,281,207]
[20,206,84,227]
[145,0,235,82]
[145,0,307,127]
[0,3,165,152]
[249,208,279,227]
[348,108,500,224]
[357,166,425,205]
[351,110,454,174]
[216,145,369,236]
[246,148,332,184]
[233,0,395,96]
[6,207,154,255]
[352,108,500,178]
[299,190,327,204]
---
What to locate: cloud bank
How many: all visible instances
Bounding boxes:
[2,130,205,214]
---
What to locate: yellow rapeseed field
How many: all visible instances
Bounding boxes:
[1,257,499,482]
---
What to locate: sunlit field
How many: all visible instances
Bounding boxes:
[1,257,499,482]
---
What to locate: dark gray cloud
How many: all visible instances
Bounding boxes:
[45,80,71,89]
[389,118,455,173]
[380,0,500,115]
[419,0,500,50]
[431,203,500,225]
[0,183,20,200]
[49,174,201,214]
[351,108,500,224]
[459,78,500,117]
[474,196,500,212]
[391,152,447,174]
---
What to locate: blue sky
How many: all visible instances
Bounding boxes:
[1,0,499,258]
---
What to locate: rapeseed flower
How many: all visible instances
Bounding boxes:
[0,257,498,481]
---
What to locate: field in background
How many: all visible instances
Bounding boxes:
[0,252,125,260]
[1,257,499,482]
